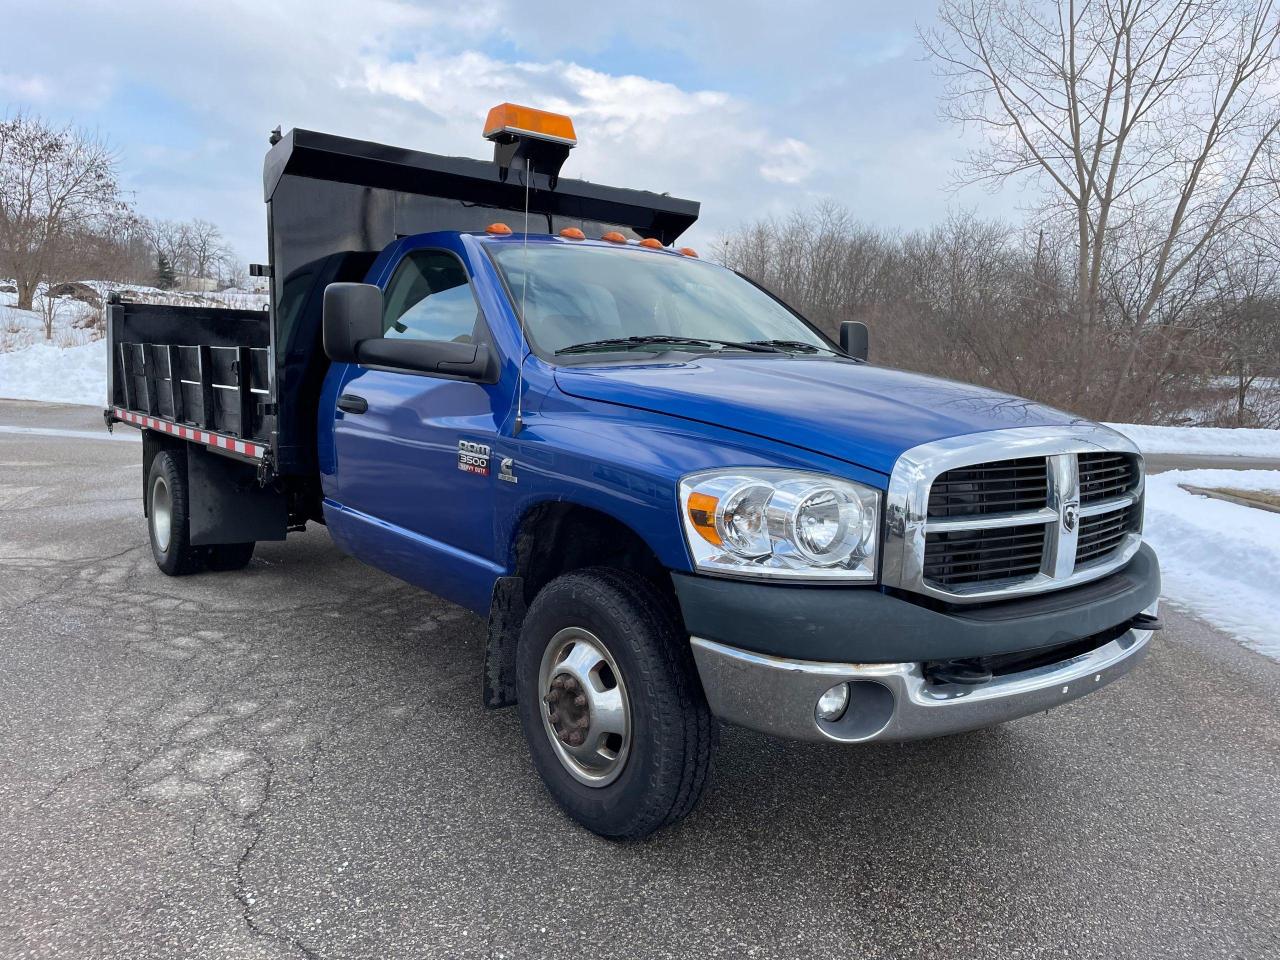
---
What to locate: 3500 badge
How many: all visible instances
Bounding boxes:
[457,440,491,476]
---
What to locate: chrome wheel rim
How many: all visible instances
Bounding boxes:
[538,627,632,787]
[151,474,172,553]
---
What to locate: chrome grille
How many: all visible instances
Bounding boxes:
[884,427,1145,603]
[923,523,1048,587]
[1075,502,1141,568]
[927,458,1049,518]
[1078,452,1139,503]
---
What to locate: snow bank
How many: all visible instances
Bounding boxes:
[1107,422,1280,458]
[0,339,106,406]
[1144,468,1280,661]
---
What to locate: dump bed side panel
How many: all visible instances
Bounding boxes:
[107,300,273,452]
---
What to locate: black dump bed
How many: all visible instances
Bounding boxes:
[107,126,699,480]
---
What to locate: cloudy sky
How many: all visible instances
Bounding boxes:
[1,0,1020,263]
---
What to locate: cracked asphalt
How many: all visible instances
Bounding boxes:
[2,400,1278,960]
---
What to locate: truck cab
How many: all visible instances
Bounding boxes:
[106,106,1161,839]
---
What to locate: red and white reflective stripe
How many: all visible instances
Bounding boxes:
[111,407,266,459]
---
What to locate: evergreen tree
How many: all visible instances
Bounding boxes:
[155,253,176,290]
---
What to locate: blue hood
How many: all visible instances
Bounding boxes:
[554,356,1091,476]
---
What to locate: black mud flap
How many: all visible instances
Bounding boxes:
[483,576,526,709]
[186,444,287,545]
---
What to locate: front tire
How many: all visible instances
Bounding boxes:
[516,568,716,839]
[147,450,203,576]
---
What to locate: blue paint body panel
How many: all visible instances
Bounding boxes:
[317,231,1096,618]
[555,356,1087,476]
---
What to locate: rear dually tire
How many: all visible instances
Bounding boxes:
[147,450,203,576]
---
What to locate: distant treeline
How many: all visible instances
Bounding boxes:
[719,205,1280,428]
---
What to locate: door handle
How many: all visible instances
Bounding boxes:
[337,393,368,414]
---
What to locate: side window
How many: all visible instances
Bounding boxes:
[381,250,482,344]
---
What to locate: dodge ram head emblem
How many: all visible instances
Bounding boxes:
[1062,501,1079,532]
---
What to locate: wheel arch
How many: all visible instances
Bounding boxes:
[483,498,683,710]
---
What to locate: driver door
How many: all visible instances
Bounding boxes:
[329,247,506,610]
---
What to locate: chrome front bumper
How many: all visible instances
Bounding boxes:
[689,609,1156,743]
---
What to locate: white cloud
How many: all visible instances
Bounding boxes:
[759,138,815,184]
[0,73,50,101]
[355,48,822,249]
[358,52,801,188]
[0,0,1010,260]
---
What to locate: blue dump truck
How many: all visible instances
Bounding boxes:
[106,104,1161,838]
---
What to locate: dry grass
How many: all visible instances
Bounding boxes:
[1208,488,1280,510]
[53,327,96,348]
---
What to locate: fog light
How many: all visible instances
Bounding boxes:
[816,682,850,722]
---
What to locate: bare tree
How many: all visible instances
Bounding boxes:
[145,219,192,284]
[1201,233,1280,424]
[183,218,227,285]
[0,113,131,313]
[143,217,237,289]
[923,0,1280,417]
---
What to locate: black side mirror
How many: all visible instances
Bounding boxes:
[323,283,383,363]
[840,320,869,361]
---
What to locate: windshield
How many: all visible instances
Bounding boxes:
[488,242,833,357]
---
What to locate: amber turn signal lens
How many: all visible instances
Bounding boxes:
[559,227,586,240]
[678,247,698,258]
[486,222,513,235]
[687,492,721,545]
[601,231,627,244]
[638,237,663,249]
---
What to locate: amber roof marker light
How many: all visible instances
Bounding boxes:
[559,227,586,240]
[601,231,628,244]
[638,238,664,249]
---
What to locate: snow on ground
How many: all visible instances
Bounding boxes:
[1143,468,1280,662]
[2,281,268,406]
[1107,422,1280,458]
[0,340,106,406]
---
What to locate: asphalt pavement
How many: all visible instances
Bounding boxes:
[2,400,1278,960]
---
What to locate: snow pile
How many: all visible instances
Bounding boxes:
[1144,468,1280,661]
[0,340,106,406]
[1107,422,1280,458]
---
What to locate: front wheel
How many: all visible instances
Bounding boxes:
[516,568,716,839]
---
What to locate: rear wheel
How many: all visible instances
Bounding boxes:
[147,450,203,576]
[516,568,716,839]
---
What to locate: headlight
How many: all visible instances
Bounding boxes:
[680,469,880,581]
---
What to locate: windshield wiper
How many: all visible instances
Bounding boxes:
[747,339,837,355]
[555,335,782,356]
